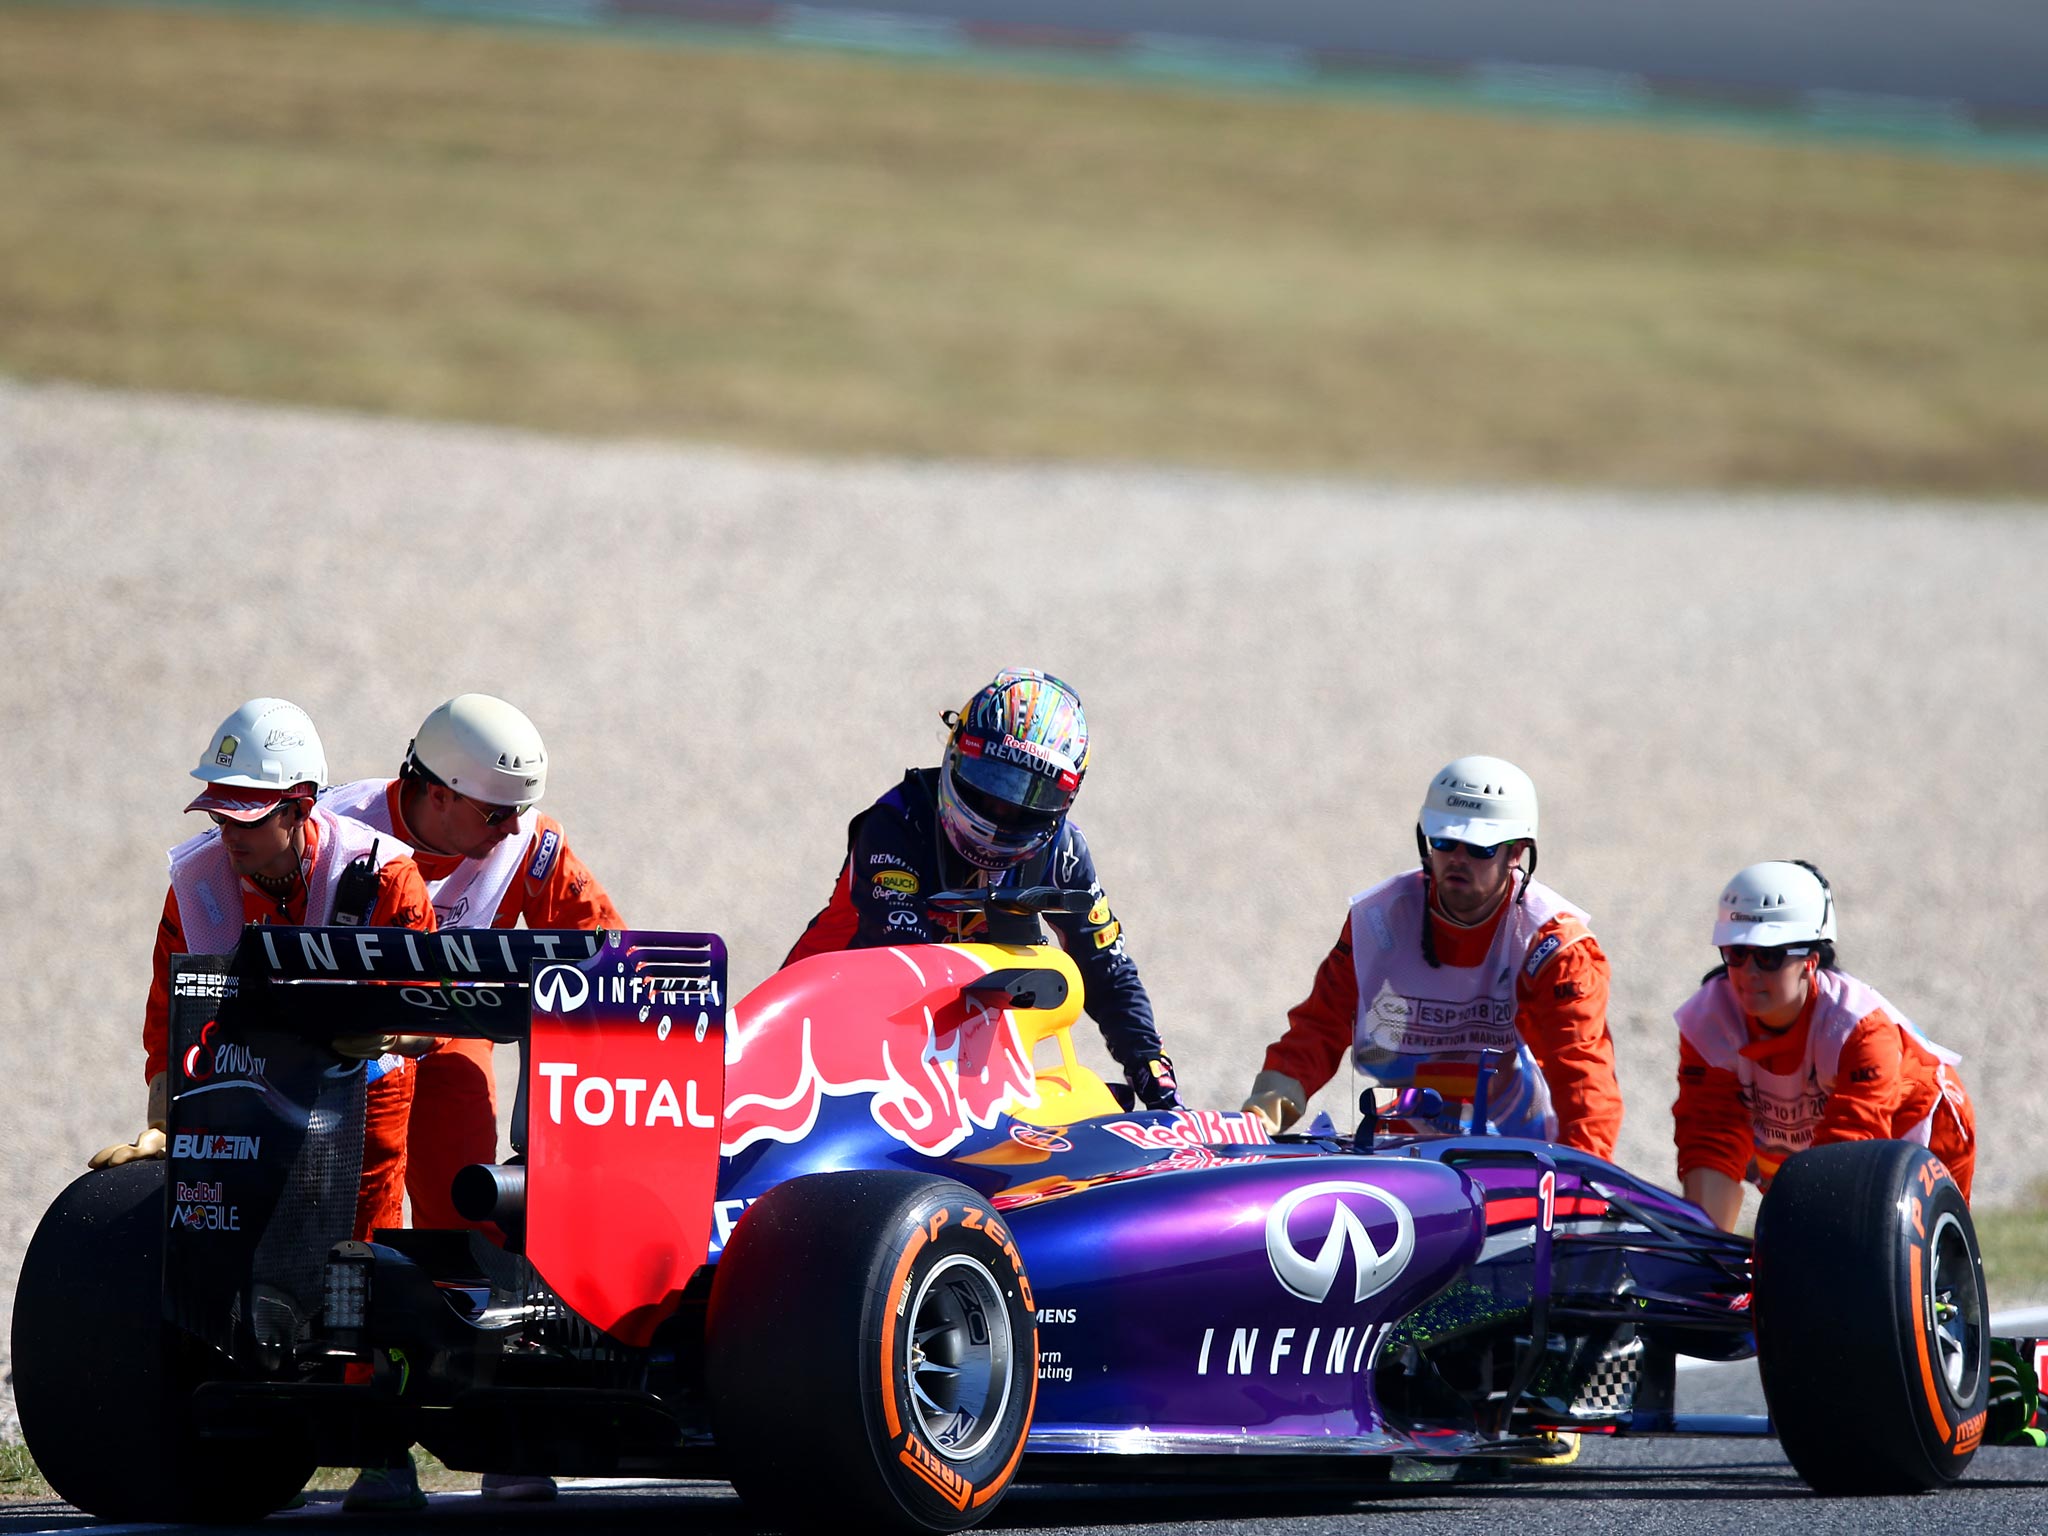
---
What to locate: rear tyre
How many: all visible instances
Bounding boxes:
[707,1171,1037,1533]
[1755,1140,1987,1494]
[13,1162,315,1521]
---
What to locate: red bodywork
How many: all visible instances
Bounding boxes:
[526,938,725,1347]
[722,945,1039,1159]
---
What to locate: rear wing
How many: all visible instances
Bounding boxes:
[213,925,720,1043]
[166,926,727,1356]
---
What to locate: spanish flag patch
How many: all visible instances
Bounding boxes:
[1413,1059,1484,1101]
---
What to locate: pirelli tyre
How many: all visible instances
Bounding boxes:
[1754,1139,1988,1495]
[13,1161,316,1522]
[706,1171,1037,1533]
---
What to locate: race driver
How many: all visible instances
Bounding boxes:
[1673,860,1975,1230]
[323,694,618,1508]
[1244,755,1622,1158]
[785,668,1182,1111]
[91,696,439,1240]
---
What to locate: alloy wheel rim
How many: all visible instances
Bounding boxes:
[905,1253,1014,1462]
[1926,1209,1983,1400]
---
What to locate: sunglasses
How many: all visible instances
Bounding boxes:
[207,801,295,830]
[462,794,530,828]
[1719,944,1813,973]
[1427,837,1506,860]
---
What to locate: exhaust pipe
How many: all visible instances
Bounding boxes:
[450,1162,526,1227]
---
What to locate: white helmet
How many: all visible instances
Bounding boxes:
[184,697,326,821]
[1713,861,1836,949]
[189,697,327,791]
[405,694,547,808]
[1418,755,1538,846]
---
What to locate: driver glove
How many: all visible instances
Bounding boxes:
[1126,1055,1183,1111]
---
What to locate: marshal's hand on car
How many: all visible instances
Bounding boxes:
[87,1126,167,1169]
[87,1070,170,1170]
[1242,1069,1306,1134]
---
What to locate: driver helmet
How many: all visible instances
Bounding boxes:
[1712,861,1836,949]
[403,694,548,810]
[184,697,327,822]
[936,669,1089,871]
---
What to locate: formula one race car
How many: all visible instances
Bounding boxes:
[10,891,2009,1529]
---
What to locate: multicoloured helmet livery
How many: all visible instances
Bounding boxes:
[937,669,1090,871]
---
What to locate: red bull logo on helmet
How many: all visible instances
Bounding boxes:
[723,946,1041,1158]
[959,732,1081,789]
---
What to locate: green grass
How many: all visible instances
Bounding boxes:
[3,2,2048,493]
[1982,1194,2048,1308]
[0,1441,48,1501]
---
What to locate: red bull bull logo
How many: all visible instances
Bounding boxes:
[724,945,1040,1157]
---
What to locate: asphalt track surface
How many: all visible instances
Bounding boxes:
[781,0,2048,115]
[6,1354,2048,1535]
[6,1445,2048,1535]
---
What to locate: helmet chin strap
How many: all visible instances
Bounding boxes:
[1414,826,1534,970]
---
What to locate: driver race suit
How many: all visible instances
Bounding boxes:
[322,778,623,1231]
[1259,868,1622,1158]
[1673,966,1975,1199]
[145,805,437,1241]
[783,767,1176,1105]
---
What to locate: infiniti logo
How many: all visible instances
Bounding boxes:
[1265,1181,1416,1305]
[533,964,591,1014]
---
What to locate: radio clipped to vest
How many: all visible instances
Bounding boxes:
[329,838,381,928]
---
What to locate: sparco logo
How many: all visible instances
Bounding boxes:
[1265,1181,1415,1304]
[534,965,590,1013]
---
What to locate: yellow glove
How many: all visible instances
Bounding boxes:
[88,1126,166,1169]
[1243,1069,1306,1134]
[331,1034,437,1061]
[88,1072,169,1169]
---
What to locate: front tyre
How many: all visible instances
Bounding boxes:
[706,1172,1037,1533]
[1755,1139,1987,1495]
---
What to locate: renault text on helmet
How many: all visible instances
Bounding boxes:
[1418,755,1538,847]
[404,694,548,809]
[1712,861,1836,950]
[936,669,1089,871]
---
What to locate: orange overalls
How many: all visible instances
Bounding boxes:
[375,785,623,1232]
[1674,973,1976,1200]
[145,815,438,1240]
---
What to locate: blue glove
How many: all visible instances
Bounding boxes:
[1126,1055,1183,1111]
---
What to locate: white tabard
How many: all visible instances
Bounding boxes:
[1674,967,1960,1172]
[322,777,531,931]
[166,805,419,1082]
[1347,868,1594,1139]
